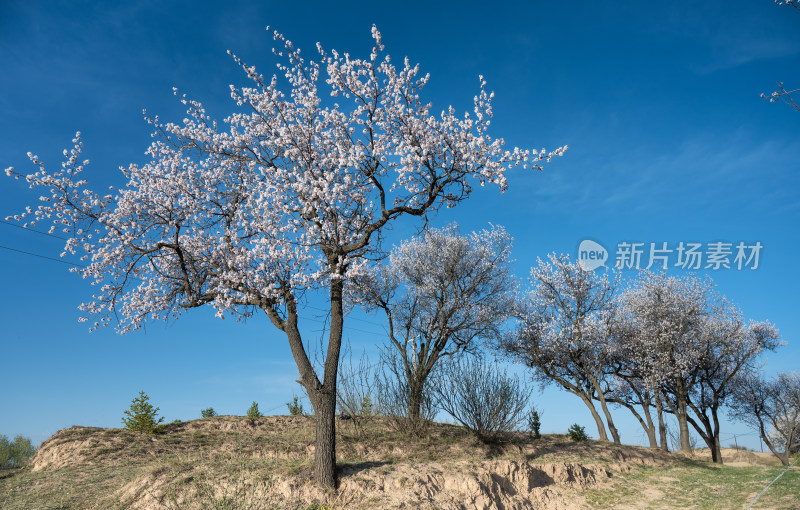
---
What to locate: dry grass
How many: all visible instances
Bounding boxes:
[0,416,797,509]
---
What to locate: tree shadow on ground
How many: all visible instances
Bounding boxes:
[0,468,19,480]
[338,460,392,476]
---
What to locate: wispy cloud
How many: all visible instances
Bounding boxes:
[509,126,800,222]
[700,35,800,74]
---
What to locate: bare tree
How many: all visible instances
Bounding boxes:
[496,254,621,443]
[374,344,438,435]
[351,224,517,432]
[432,354,530,442]
[730,371,800,466]
[336,346,377,437]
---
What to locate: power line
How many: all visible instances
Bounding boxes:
[308,321,384,337]
[0,242,386,336]
[0,219,71,240]
[306,304,387,329]
[0,244,84,267]
[745,454,800,509]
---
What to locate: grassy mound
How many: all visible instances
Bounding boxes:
[0,416,797,509]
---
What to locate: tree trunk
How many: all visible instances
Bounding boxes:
[655,392,668,452]
[711,406,723,464]
[758,419,790,466]
[691,420,715,462]
[645,420,658,448]
[310,389,337,488]
[579,393,609,441]
[588,374,620,444]
[318,276,346,487]
[694,425,717,462]
[766,441,790,466]
[597,394,621,444]
[641,399,658,449]
[405,351,433,432]
[676,393,692,453]
[608,396,657,448]
[712,435,722,464]
[408,378,423,425]
[687,407,723,464]
[277,273,345,489]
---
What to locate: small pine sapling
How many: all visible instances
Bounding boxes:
[246,401,263,418]
[122,391,164,434]
[567,423,589,442]
[528,407,542,440]
[287,396,304,416]
[359,395,374,417]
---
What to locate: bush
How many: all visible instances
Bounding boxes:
[432,354,529,442]
[122,391,164,434]
[287,396,304,416]
[375,346,436,436]
[337,348,379,436]
[201,407,217,418]
[567,423,589,442]
[246,401,263,418]
[0,435,8,468]
[359,395,374,417]
[528,407,542,440]
[0,434,36,468]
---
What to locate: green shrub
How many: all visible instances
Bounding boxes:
[122,391,165,434]
[246,401,263,418]
[359,395,374,417]
[528,407,542,440]
[287,396,304,416]
[201,407,217,418]
[0,435,8,468]
[567,423,588,442]
[0,434,36,468]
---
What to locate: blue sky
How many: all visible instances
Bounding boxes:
[1,0,798,451]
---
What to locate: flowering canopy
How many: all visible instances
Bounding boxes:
[351,224,516,354]
[5,26,565,333]
[510,253,619,381]
[349,224,517,426]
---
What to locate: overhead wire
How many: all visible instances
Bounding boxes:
[0,223,387,337]
[306,304,386,329]
[0,218,71,240]
[0,244,83,267]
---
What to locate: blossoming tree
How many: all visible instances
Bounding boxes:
[615,272,710,453]
[686,308,780,462]
[351,224,517,431]
[763,0,799,110]
[616,271,780,462]
[730,371,800,466]
[496,254,621,443]
[4,26,565,487]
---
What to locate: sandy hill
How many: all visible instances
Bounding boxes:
[0,415,797,509]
